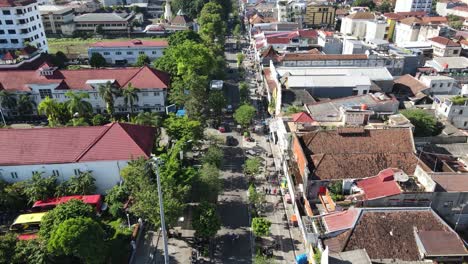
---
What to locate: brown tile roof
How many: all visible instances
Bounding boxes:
[421,16,448,24]
[417,231,468,257]
[298,128,420,180]
[399,16,422,26]
[429,36,461,47]
[279,53,368,62]
[171,15,192,26]
[393,74,428,97]
[431,173,468,192]
[346,12,375,20]
[342,209,465,261]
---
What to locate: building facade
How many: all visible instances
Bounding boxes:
[395,0,432,13]
[340,12,375,39]
[0,123,156,193]
[73,12,134,34]
[304,1,335,28]
[429,36,462,57]
[38,5,74,35]
[0,0,48,52]
[433,95,468,129]
[0,64,170,116]
[88,39,168,65]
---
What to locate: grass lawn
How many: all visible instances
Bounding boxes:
[47,37,166,56]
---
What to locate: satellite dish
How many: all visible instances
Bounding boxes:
[394,171,409,182]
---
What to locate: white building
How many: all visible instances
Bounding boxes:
[419,75,457,94]
[429,36,462,57]
[88,39,168,65]
[433,95,468,129]
[0,64,170,116]
[340,12,375,39]
[394,17,422,45]
[38,5,75,35]
[0,0,48,52]
[365,20,388,41]
[0,123,156,193]
[395,0,432,13]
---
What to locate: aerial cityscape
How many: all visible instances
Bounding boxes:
[0,0,468,263]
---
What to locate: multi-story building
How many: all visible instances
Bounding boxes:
[433,95,468,129]
[394,17,422,45]
[0,64,170,116]
[429,36,462,57]
[365,19,388,41]
[73,12,134,34]
[395,0,432,13]
[38,5,74,35]
[419,75,457,94]
[303,1,336,28]
[88,39,168,65]
[0,0,48,53]
[340,12,375,39]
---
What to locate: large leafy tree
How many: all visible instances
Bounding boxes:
[202,145,223,169]
[401,109,443,137]
[98,81,121,117]
[89,53,106,68]
[23,172,58,204]
[17,93,36,116]
[168,30,202,46]
[197,163,222,202]
[252,217,271,237]
[208,90,227,121]
[0,181,28,212]
[39,199,96,241]
[122,83,140,113]
[134,54,150,67]
[12,239,48,264]
[47,217,106,264]
[163,114,203,142]
[131,112,161,127]
[66,171,96,195]
[192,202,221,239]
[183,74,209,121]
[234,104,256,128]
[37,96,61,126]
[352,0,376,9]
[0,90,17,111]
[64,91,92,117]
[198,2,226,46]
[0,233,17,263]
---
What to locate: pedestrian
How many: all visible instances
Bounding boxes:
[273,188,277,196]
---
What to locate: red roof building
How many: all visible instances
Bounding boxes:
[0,122,156,166]
[0,123,157,192]
[355,168,403,200]
[292,112,315,123]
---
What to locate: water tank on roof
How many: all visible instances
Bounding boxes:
[394,171,409,182]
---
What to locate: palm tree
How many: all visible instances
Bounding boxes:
[37,96,61,126]
[98,81,121,118]
[0,90,17,111]
[131,112,161,127]
[17,93,36,116]
[65,91,93,117]
[122,83,140,113]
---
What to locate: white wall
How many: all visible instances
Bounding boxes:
[419,76,455,94]
[0,160,129,193]
[88,46,166,64]
[365,21,387,41]
[394,23,420,46]
[0,2,48,52]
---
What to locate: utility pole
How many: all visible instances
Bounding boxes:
[150,155,169,264]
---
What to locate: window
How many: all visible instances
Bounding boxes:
[154,92,160,96]
[464,121,468,127]
[152,51,158,55]
[10,39,18,44]
[52,170,60,176]
[16,9,23,14]
[459,109,463,115]
[10,172,18,179]
[116,52,122,55]
[8,29,15,34]
[103,52,110,55]
[0,39,6,44]
[142,92,148,96]
[439,83,443,88]
[3,10,11,15]
[126,51,133,55]
[39,89,52,99]
[5,20,13,25]
[31,170,38,176]
[74,169,80,175]
[0,30,4,34]
[453,50,459,55]
[139,51,145,54]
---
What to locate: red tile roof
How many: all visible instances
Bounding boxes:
[0,66,169,92]
[0,123,156,166]
[89,39,168,48]
[33,195,102,208]
[429,36,461,47]
[292,112,314,123]
[421,16,448,24]
[323,208,360,233]
[356,168,403,200]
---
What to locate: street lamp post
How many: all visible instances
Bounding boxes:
[126,213,131,229]
[150,155,169,264]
